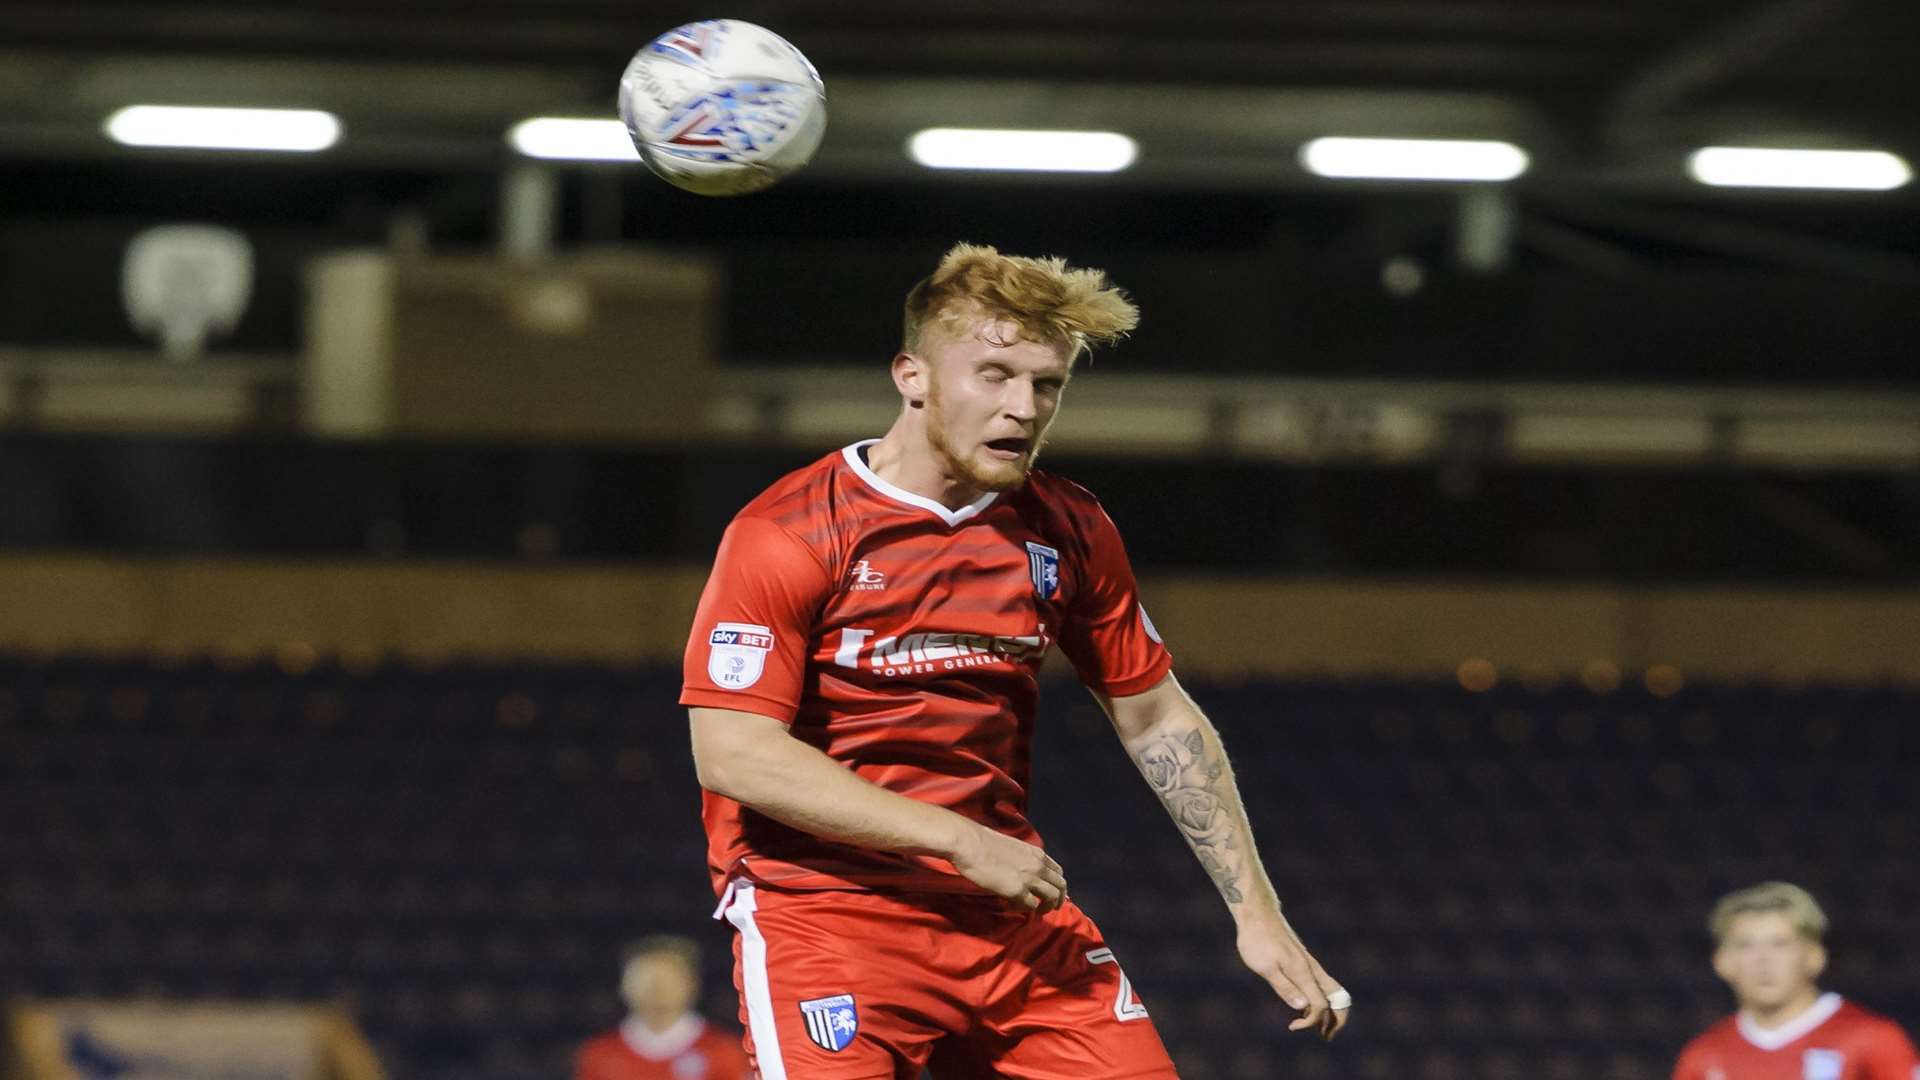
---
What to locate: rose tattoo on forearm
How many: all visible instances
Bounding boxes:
[1131,728,1245,904]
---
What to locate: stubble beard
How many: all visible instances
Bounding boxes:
[925,382,1041,494]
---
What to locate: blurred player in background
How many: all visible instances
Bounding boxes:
[575,936,750,1080]
[682,243,1348,1078]
[1673,881,1919,1080]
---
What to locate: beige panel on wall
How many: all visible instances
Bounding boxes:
[2,557,1917,684]
[304,250,719,444]
[1632,589,1920,682]
[1143,580,1628,678]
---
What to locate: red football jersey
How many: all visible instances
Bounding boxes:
[1673,994,1920,1080]
[575,1016,751,1080]
[680,441,1172,896]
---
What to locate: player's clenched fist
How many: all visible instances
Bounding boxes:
[950,824,1069,912]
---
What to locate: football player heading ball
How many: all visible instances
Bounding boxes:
[683,244,1349,1078]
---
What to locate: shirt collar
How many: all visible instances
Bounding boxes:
[841,439,999,527]
[1737,992,1843,1051]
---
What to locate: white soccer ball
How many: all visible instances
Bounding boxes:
[618,20,827,196]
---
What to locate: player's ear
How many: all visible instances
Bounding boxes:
[1805,942,1828,981]
[1711,945,1736,984]
[892,351,929,410]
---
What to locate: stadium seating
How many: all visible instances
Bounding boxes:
[2,655,1914,1078]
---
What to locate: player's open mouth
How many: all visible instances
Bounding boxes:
[984,437,1030,460]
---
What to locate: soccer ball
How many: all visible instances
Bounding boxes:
[618,20,827,196]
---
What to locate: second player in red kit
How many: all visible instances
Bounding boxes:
[683,244,1348,1078]
[1673,882,1919,1080]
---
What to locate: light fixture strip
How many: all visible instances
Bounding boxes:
[104,106,342,152]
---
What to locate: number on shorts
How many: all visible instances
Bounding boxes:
[1085,947,1149,1021]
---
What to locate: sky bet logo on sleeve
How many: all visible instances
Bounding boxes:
[707,622,774,690]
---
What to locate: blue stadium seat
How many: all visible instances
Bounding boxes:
[3,657,1915,1079]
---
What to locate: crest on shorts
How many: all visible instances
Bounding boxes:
[1803,1049,1844,1080]
[799,993,858,1052]
[1025,541,1061,600]
[707,622,773,690]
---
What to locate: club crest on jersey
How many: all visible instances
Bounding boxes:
[1025,541,1061,600]
[1803,1050,1844,1080]
[707,622,773,690]
[799,993,858,1052]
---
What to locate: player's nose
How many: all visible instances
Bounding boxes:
[1003,379,1038,420]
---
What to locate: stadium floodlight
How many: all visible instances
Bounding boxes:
[104,106,341,152]
[1300,137,1529,182]
[907,129,1138,173]
[508,118,640,162]
[1686,147,1913,191]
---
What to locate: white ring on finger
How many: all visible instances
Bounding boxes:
[1326,989,1353,1011]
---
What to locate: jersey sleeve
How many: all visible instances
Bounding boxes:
[1057,499,1173,697]
[1668,1041,1703,1080]
[1861,1019,1920,1079]
[680,515,834,723]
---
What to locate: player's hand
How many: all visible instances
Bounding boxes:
[1235,911,1350,1041]
[949,824,1068,913]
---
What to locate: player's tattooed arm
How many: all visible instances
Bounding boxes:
[1104,679,1346,1039]
[1131,726,1251,905]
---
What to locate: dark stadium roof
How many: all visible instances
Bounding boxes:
[0,0,1914,192]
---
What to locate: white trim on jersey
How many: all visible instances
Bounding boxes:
[1737,992,1843,1051]
[723,884,789,1080]
[842,439,999,527]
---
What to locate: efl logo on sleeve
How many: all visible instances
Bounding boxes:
[707,622,774,690]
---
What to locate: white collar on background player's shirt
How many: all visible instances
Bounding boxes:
[842,439,999,527]
[1737,992,1843,1051]
[620,1013,706,1061]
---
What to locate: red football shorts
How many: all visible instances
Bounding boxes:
[718,880,1180,1079]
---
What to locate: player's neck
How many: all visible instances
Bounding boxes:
[867,424,985,510]
[631,1008,695,1036]
[1742,987,1823,1030]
